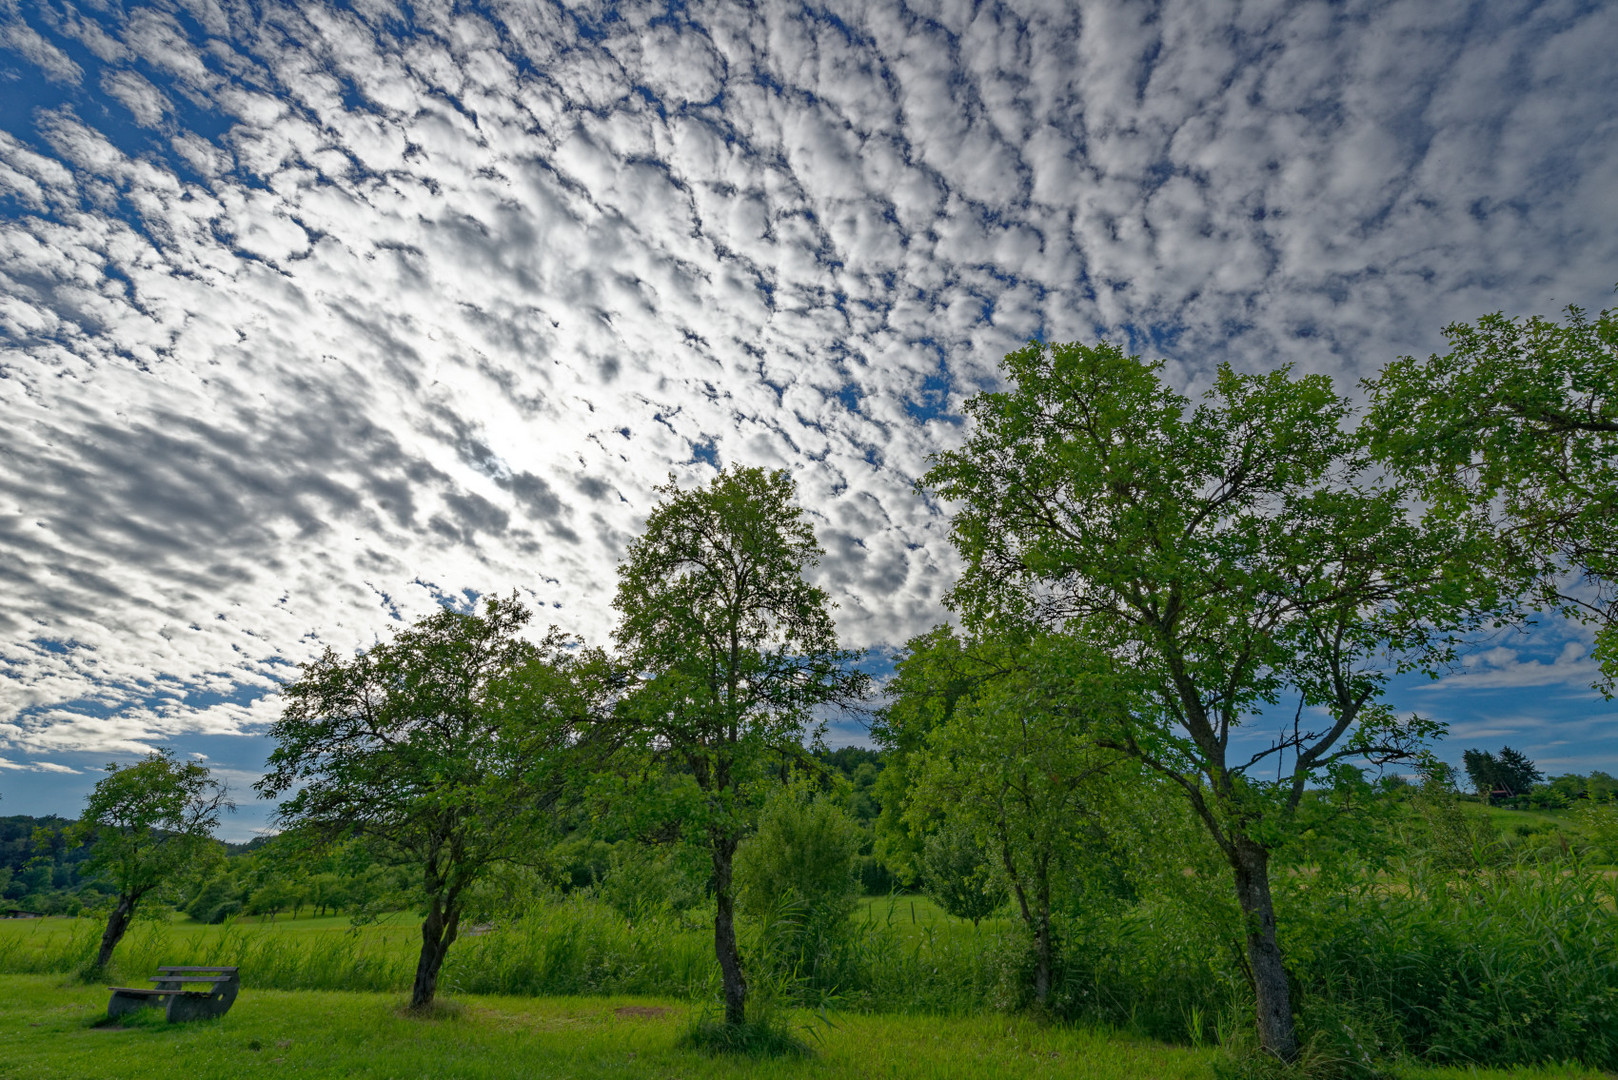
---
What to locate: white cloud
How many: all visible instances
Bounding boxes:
[101,68,171,128]
[0,756,79,773]
[0,0,1614,758]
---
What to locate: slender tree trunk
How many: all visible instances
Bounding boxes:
[409,896,462,1010]
[96,892,137,969]
[1228,838,1297,1061]
[1002,837,1054,1008]
[711,830,747,1026]
[1032,853,1053,1009]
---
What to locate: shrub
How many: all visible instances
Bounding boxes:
[598,843,706,925]
[919,823,1005,927]
[1284,858,1618,1070]
[735,786,861,928]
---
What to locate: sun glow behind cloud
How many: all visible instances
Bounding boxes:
[1,0,1614,831]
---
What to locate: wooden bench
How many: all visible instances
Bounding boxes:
[108,966,240,1022]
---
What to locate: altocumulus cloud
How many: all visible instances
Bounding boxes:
[1,0,1615,784]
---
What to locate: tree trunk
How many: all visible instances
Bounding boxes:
[1032,853,1053,1009]
[711,830,747,1026]
[95,892,136,969]
[409,896,462,1010]
[1002,839,1053,1009]
[1229,838,1297,1061]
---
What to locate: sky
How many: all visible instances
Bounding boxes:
[0,0,1613,840]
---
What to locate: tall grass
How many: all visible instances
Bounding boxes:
[445,894,1009,1013]
[444,897,715,998]
[0,896,1007,1013]
[6,857,1616,1071]
[0,915,418,991]
[1292,859,1618,1069]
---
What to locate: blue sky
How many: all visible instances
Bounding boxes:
[0,0,1613,840]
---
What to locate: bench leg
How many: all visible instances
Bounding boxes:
[107,990,159,1018]
[165,988,235,1022]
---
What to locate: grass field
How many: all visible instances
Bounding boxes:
[1480,805,1577,832]
[0,896,999,1003]
[3,894,1615,1079]
[0,974,1607,1080]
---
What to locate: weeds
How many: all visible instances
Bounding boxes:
[682,1010,818,1058]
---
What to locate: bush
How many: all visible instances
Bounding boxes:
[185,874,241,924]
[1576,803,1618,863]
[546,836,613,892]
[735,785,864,997]
[597,843,705,925]
[919,823,1005,926]
[735,786,861,927]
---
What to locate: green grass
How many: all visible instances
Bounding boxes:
[0,974,1604,1080]
[856,893,1011,936]
[0,900,1004,1009]
[1479,806,1577,832]
[6,889,1616,1075]
[0,973,1209,1079]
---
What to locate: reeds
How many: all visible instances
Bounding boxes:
[1296,858,1618,1069]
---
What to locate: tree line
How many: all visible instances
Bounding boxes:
[6,299,1614,1061]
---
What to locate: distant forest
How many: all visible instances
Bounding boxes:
[5,748,1612,921]
[1,747,885,918]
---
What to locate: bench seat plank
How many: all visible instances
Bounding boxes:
[156,966,239,972]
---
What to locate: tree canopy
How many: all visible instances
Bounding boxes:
[612,466,868,1028]
[1463,746,1546,799]
[1364,303,1618,691]
[258,595,608,1009]
[70,749,231,968]
[922,340,1503,1059]
[894,627,1135,1006]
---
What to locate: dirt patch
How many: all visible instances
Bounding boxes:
[613,1006,670,1020]
[465,1005,598,1033]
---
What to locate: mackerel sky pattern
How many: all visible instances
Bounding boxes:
[1,0,1614,823]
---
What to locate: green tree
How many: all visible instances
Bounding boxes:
[69,749,231,969]
[1363,303,1618,690]
[923,341,1498,1058]
[598,842,706,925]
[258,596,607,1009]
[1463,746,1545,799]
[1495,746,1545,796]
[1462,748,1503,797]
[918,822,1005,928]
[184,870,242,925]
[611,467,868,1028]
[870,625,981,887]
[899,629,1131,1006]
[306,872,348,917]
[1588,771,1618,803]
[244,875,300,921]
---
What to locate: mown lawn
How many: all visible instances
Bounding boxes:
[0,975,1607,1080]
[0,973,1211,1080]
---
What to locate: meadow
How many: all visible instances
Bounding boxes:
[0,897,997,1004]
[3,863,1617,1080]
[0,970,1606,1080]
